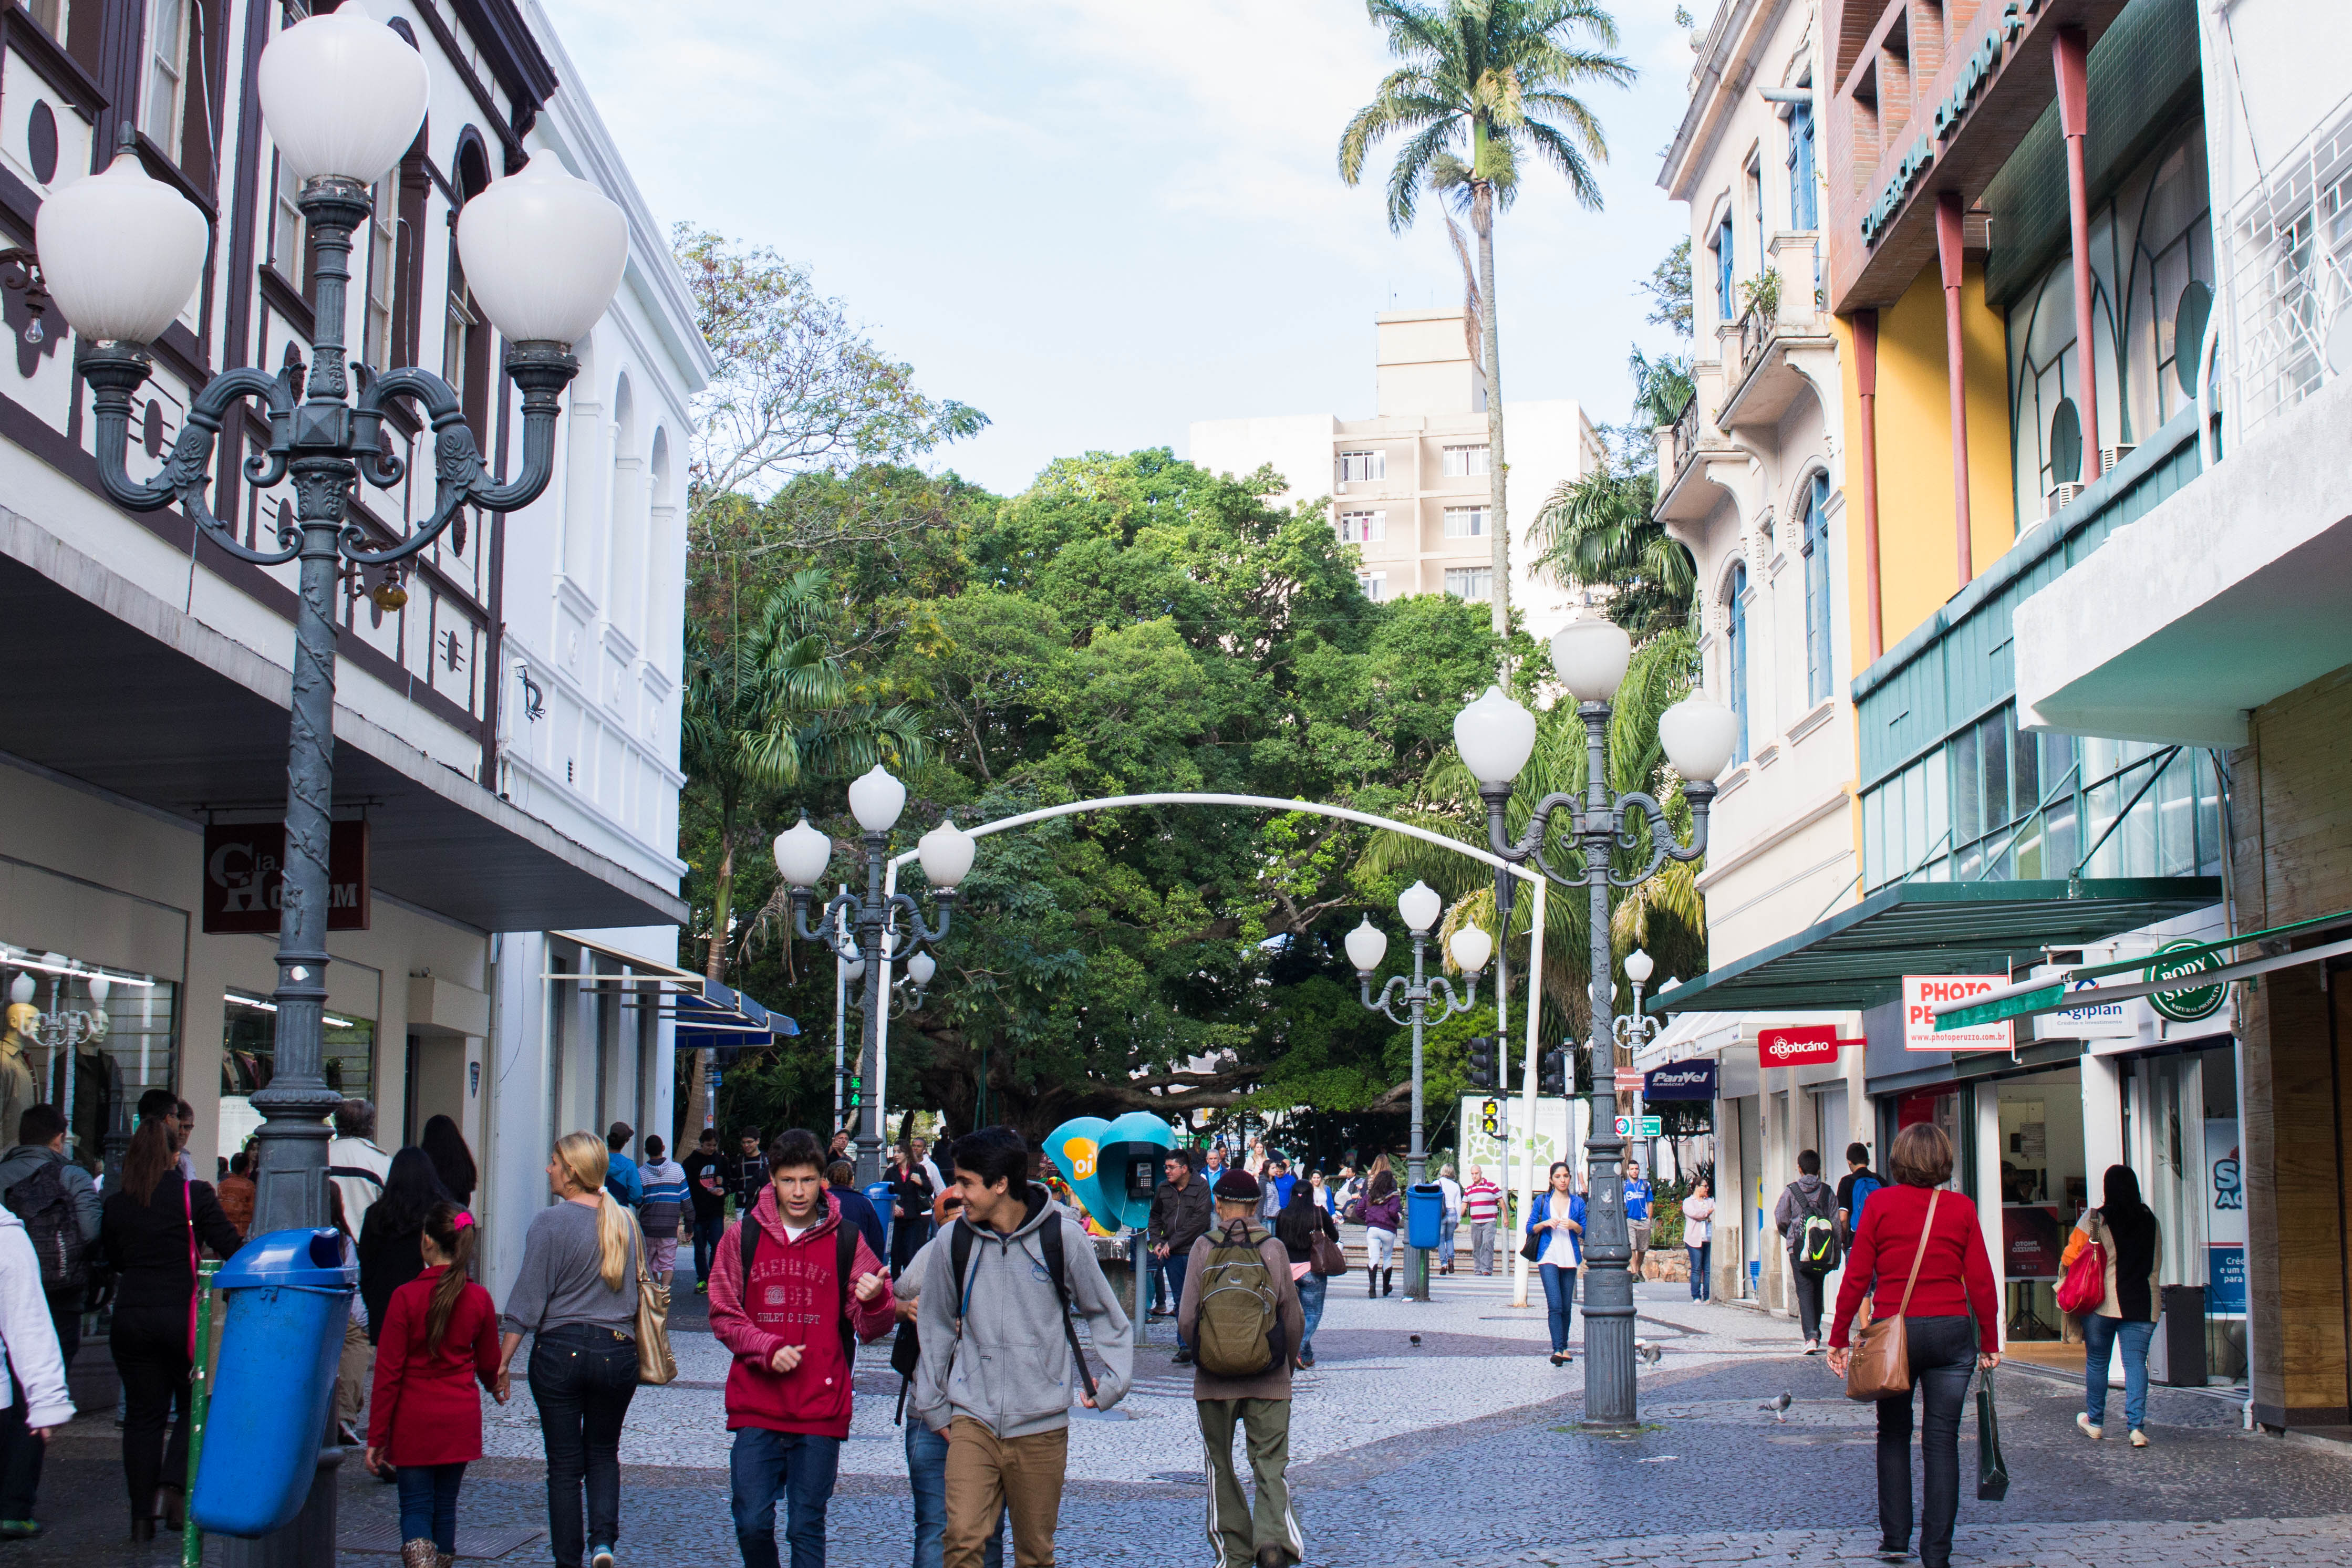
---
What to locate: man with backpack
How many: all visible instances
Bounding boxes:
[709,1128,898,1568]
[0,1105,99,1367]
[1836,1141,1883,1244]
[1774,1148,1841,1355]
[910,1126,1132,1568]
[1178,1169,1305,1568]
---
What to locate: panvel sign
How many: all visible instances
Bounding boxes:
[1907,975,2013,1052]
[1758,1026,1839,1068]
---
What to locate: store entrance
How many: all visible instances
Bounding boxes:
[1995,1066,2087,1363]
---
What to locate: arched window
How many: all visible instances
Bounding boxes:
[1727,560,1750,765]
[1800,471,1832,705]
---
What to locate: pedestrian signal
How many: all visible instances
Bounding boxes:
[1466,1035,1497,1091]
[1480,1097,1500,1135]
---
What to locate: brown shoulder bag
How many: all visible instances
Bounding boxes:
[1845,1187,1939,1403]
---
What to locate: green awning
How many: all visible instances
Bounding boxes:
[1646,877,2224,1015]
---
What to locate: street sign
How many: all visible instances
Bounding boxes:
[1614,1068,1645,1094]
[1907,975,2013,1051]
[1646,1060,1717,1100]
[1614,1115,1664,1138]
[1758,1025,1839,1067]
[2147,939,2229,1022]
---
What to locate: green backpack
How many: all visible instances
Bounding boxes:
[1194,1220,1287,1377]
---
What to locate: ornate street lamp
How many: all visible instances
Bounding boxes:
[775,766,970,1182]
[1453,620,1737,1426]
[1346,882,1491,1302]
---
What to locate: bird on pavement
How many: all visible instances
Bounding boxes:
[1760,1392,1793,1422]
[1634,1339,1663,1366]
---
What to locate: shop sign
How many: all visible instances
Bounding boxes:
[2002,1204,2065,1279]
[1645,1060,1717,1100]
[2147,940,2230,1023]
[202,821,371,934]
[1859,0,2050,246]
[1614,1115,1664,1139]
[2206,1118,2247,1317]
[2034,977,2140,1042]
[1758,1025,1839,1067]
[1905,974,2013,1052]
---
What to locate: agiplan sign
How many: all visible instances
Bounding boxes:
[1903,974,2014,1053]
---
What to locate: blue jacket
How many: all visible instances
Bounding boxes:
[1527,1191,1586,1265]
[604,1150,643,1208]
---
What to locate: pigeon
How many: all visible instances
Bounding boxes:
[1634,1339,1664,1366]
[1760,1392,1793,1422]
[1408,1335,1422,1345]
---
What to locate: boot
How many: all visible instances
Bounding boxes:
[129,1518,156,1544]
[158,1485,185,1531]
[1382,1268,1395,1297]
[401,1540,438,1568]
[1367,1270,1379,1298]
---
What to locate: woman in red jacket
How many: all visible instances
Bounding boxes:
[1826,1124,1999,1568]
[366,1203,504,1568]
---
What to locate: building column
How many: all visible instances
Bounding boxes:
[1936,192,1975,589]
[1853,310,1884,660]
[2080,1052,2123,1181]
[1974,1084,2006,1351]
[2054,27,2103,480]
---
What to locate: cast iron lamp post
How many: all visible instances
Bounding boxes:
[1345,882,1491,1302]
[775,766,971,1182]
[1452,620,1738,1426]
[30,8,626,1562]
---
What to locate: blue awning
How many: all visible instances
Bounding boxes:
[673,979,795,1065]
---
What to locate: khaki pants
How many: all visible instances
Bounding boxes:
[334,1316,370,1434]
[1197,1397,1301,1568]
[944,1417,1068,1568]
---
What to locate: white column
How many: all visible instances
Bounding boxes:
[2081,1053,2123,1185]
[1975,1084,2006,1351]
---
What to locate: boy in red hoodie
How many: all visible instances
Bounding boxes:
[710,1129,897,1568]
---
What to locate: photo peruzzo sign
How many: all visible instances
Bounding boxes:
[1758,1026,1839,1067]
[202,821,371,934]
[1908,975,2012,1052]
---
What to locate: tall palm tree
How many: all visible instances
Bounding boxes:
[1339,0,1633,642]
[1528,464,1695,639]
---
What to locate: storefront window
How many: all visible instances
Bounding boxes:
[1,943,178,1174]
[219,990,376,1158]
[1996,1067,2087,1345]
[2127,1043,2244,1380]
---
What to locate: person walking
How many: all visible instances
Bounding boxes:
[1360,1158,1401,1299]
[216,1151,257,1238]
[99,1115,240,1540]
[1827,1123,1998,1568]
[1775,1149,1839,1354]
[329,1098,394,1235]
[0,1158,71,1542]
[2066,1164,2162,1447]
[909,1126,1132,1568]
[683,1129,729,1294]
[1681,1178,1716,1301]
[356,1149,458,1447]
[1836,1143,1883,1246]
[1178,1170,1306,1568]
[420,1115,478,1207]
[367,1202,503,1568]
[1435,1164,1464,1275]
[710,1130,897,1568]
[731,1131,770,1216]
[498,1131,642,1568]
[889,1145,937,1278]
[1622,1160,1654,1281]
[825,1159,887,1264]
[1526,1162,1583,1367]
[894,1193,1010,1568]
[1462,1165,1501,1275]
[1272,1177,1337,1369]
[0,1104,100,1369]
[1148,1151,1213,1366]
[635,1137,687,1291]
[603,1123,643,1209]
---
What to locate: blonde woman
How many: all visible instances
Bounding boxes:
[498,1133,640,1568]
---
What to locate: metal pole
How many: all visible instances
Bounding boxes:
[834,892,848,1137]
[1580,698,1634,1427]
[1407,931,1429,1303]
[854,832,886,1185]
[1513,875,1545,1310]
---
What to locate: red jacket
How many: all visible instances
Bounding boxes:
[1830,1183,2000,1353]
[366,1265,500,1464]
[709,1187,897,1438]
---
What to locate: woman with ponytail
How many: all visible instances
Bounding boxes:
[366,1203,501,1568]
[498,1132,641,1568]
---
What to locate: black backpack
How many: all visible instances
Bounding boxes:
[740,1212,861,1370]
[5,1160,86,1290]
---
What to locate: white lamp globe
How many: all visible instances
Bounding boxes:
[1452,684,1537,786]
[35,149,210,343]
[906,951,938,987]
[1449,925,1493,974]
[455,158,627,345]
[841,957,865,983]
[772,816,834,888]
[86,973,112,1006]
[256,5,429,184]
[1624,948,1654,985]
[846,766,907,833]
[1396,880,1443,935]
[1551,618,1634,702]
[917,818,976,889]
[1658,697,1740,782]
[6,973,30,1006]
[1343,917,1389,975]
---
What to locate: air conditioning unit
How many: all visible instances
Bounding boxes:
[2099,444,2135,474]
[2045,482,2086,516]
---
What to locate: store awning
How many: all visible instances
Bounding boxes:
[674,980,796,1065]
[1645,877,2224,1016]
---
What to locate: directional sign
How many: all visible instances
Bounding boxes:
[1614,1068,1645,1095]
[2147,939,2229,1022]
[1614,1115,1664,1138]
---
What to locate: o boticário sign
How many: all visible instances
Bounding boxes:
[1759,1025,1840,1068]
[1910,975,2013,1051]
[2147,939,2229,1023]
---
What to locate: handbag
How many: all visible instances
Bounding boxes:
[2055,1214,2108,1315]
[1519,1195,1548,1264]
[1310,1213,1349,1277]
[631,1220,677,1386]
[1846,1187,1938,1403]
[1976,1369,2011,1500]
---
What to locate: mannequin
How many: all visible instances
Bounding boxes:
[0,1003,35,1151]
[49,1023,119,1171]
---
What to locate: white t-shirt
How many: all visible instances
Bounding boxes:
[782,1221,813,1244]
[1541,1226,1578,1268]
[1438,1177,1463,1216]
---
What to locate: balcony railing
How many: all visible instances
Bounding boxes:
[1667,395,1701,478]
[2222,88,2352,446]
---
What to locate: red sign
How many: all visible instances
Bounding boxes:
[1758,1025,1840,1067]
[1614,1069,1645,1095]
[202,821,371,934]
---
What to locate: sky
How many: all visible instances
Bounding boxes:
[539,0,1702,496]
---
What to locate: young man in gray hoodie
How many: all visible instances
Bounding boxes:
[910,1126,1132,1568]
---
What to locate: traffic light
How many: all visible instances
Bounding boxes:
[1539,1047,1568,1097]
[1479,1097,1500,1135]
[1466,1035,1497,1091]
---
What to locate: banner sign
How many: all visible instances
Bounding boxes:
[202,821,370,934]
[2207,1118,2246,1317]
[1758,1025,1839,1067]
[1906,975,2012,1052]
[1645,1060,1717,1100]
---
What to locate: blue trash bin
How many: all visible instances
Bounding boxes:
[1406,1183,1445,1250]
[191,1228,355,1538]
[865,1181,897,1258]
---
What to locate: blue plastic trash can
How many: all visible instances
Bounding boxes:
[865,1181,897,1258]
[191,1228,356,1538]
[1406,1183,1446,1250]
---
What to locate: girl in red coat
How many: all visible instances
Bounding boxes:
[367,1203,504,1568]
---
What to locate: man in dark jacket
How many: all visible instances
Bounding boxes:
[1149,1152,1213,1366]
[826,1159,887,1262]
[0,1104,99,1365]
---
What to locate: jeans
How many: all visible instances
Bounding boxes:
[1163,1249,1191,1349]
[1437,1218,1457,1267]
[906,1421,1003,1568]
[1470,1221,1496,1273]
[2082,1313,2157,1432]
[1296,1272,1327,1358]
[730,1427,840,1568]
[695,1211,727,1285]
[0,1373,42,1524]
[529,1324,640,1567]
[1538,1263,1576,1354]
[1687,1242,1712,1300]
[1876,1316,1976,1568]
[396,1462,465,1554]
[112,1317,191,1519]
[1791,1266,1827,1342]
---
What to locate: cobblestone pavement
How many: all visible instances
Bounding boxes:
[16,1248,2352,1565]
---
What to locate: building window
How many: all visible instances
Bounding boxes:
[142,0,191,150]
[1800,471,1831,705]
[1442,444,1490,477]
[364,174,402,367]
[443,272,480,427]
[1338,510,1385,543]
[1787,100,1818,230]
[1358,572,1386,601]
[1443,505,1488,538]
[1714,212,1735,323]
[270,151,307,295]
[1727,560,1749,764]
[1444,567,1491,600]
[1338,450,1386,483]
[27,0,68,41]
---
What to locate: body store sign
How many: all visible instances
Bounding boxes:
[1904,975,2013,1052]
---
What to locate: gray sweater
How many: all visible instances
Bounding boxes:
[0,1145,100,1242]
[501,1200,638,1337]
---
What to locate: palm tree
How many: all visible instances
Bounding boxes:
[1528,464,1695,639]
[1339,0,1633,642]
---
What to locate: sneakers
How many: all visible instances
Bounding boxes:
[1802,1340,1821,1356]
[2129,1429,2149,1447]
[589,1546,616,1568]
[2077,1413,2104,1441]
[0,1520,46,1540]
[695,1280,708,1295]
